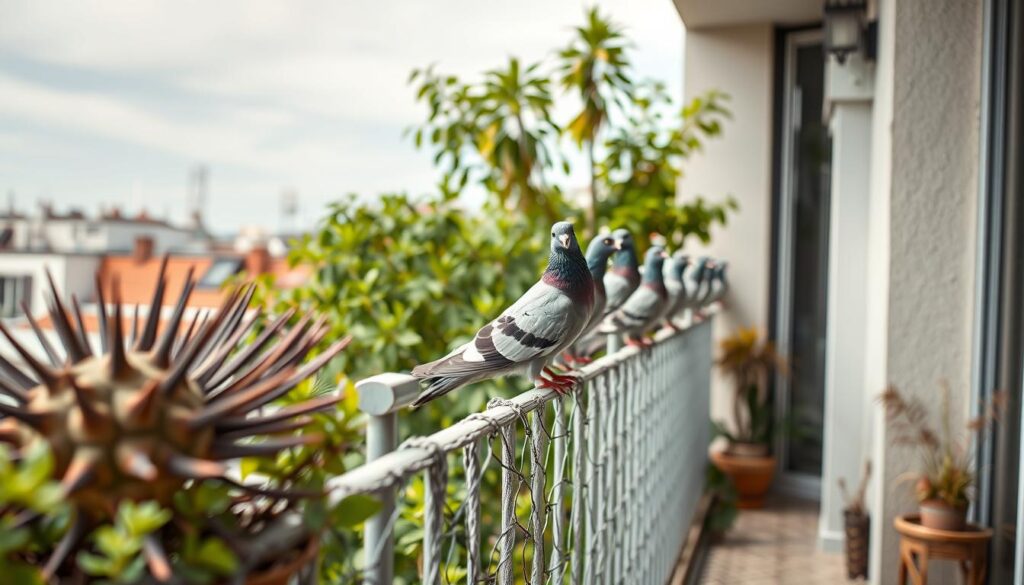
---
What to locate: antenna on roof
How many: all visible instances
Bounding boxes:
[189,165,209,234]
[280,189,298,235]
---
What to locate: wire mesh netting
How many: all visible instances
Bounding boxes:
[329,320,713,585]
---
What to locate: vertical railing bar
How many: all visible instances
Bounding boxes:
[612,360,626,584]
[464,439,482,584]
[423,454,448,585]
[548,395,568,583]
[601,365,619,582]
[497,422,517,585]
[569,385,587,585]
[584,374,604,585]
[529,407,548,585]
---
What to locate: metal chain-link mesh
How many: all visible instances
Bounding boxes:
[332,322,713,585]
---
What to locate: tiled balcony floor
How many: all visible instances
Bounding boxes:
[699,495,858,585]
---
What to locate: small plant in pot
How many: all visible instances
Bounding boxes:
[709,327,786,509]
[880,383,1004,532]
[838,460,872,580]
[0,266,354,583]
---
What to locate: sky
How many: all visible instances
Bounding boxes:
[0,1,684,235]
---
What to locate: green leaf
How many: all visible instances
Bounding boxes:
[332,494,382,528]
[194,538,239,575]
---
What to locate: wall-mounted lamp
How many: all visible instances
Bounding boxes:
[824,0,877,64]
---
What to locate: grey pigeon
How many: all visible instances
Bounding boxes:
[704,261,729,305]
[683,257,711,311]
[598,245,669,346]
[658,253,690,329]
[602,229,640,316]
[565,233,620,362]
[411,222,595,406]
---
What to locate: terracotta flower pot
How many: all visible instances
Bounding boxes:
[710,449,776,509]
[918,499,967,532]
[245,537,319,585]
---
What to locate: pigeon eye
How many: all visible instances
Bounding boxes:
[551,232,555,237]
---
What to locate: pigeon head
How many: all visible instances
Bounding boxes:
[642,245,669,282]
[668,254,689,280]
[549,221,582,254]
[694,256,711,279]
[585,233,619,274]
[611,229,638,268]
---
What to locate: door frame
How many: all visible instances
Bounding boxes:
[771,27,826,499]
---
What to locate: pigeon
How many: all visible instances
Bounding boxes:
[598,245,669,346]
[683,257,712,312]
[602,229,641,316]
[658,253,691,329]
[704,261,729,305]
[411,221,595,406]
[564,233,620,363]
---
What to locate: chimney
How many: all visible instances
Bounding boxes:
[245,245,271,275]
[133,236,154,263]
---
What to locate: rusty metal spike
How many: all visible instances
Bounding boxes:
[116,444,158,481]
[210,433,322,459]
[165,453,226,479]
[196,285,250,364]
[130,304,141,346]
[0,319,57,388]
[43,268,87,363]
[108,276,128,378]
[158,293,235,396]
[0,401,46,428]
[20,300,61,367]
[174,310,206,361]
[143,535,173,582]
[0,374,30,403]
[207,312,313,400]
[217,394,339,432]
[136,254,170,351]
[71,382,107,431]
[61,450,99,495]
[125,379,160,422]
[151,267,195,368]
[41,514,85,580]
[70,295,93,358]
[218,415,314,440]
[201,308,295,393]
[0,356,35,391]
[94,273,109,353]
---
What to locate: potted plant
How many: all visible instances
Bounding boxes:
[0,267,354,583]
[838,460,872,580]
[709,327,785,509]
[879,383,1004,531]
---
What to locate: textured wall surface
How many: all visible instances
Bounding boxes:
[682,25,774,428]
[880,0,984,581]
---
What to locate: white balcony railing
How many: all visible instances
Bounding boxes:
[326,318,714,585]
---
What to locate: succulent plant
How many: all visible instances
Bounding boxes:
[0,259,350,581]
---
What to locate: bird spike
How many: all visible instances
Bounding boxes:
[0,374,30,404]
[216,394,340,432]
[61,450,99,496]
[70,295,93,358]
[0,401,47,429]
[209,312,314,399]
[143,535,173,583]
[0,319,57,388]
[195,285,251,364]
[71,381,109,432]
[151,267,195,368]
[41,515,85,580]
[218,415,315,440]
[0,354,39,391]
[44,268,87,363]
[94,273,109,353]
[20,300,61,367]
[125,379,160,423]
[157,292,235,396]
[130,304,141,346]
[174,310,206,361]
[200,307,295,393]
[135,254,170,351]
[210,433,322,460]
[116,444,158,481]
[165,453,226,479]
[191,308,259,382]
[235,336,351,416]
[108,276,128,378]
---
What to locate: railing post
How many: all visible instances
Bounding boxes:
[355,373,420,585]
[606,333,622,354]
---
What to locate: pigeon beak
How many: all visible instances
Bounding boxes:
[558,234,571,249]
[660,250,669,259]
[613,239,623,251]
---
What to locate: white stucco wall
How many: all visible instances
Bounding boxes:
[875,0,984,582]
[682,24,775,429]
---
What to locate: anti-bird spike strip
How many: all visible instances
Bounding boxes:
[0,259,350,578]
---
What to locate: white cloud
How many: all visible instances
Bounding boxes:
[0,0,683,232]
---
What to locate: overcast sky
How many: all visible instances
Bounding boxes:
[0,1,684,235]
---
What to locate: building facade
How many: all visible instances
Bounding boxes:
[673,0,1022,582]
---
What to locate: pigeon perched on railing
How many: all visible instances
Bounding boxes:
[658,252,690,329]
[683,256,711,312]
[564,233,620,363]
[411,221,595,406]
[704,261,729,305]
[602,229,640,316]
[598,245,669,346]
